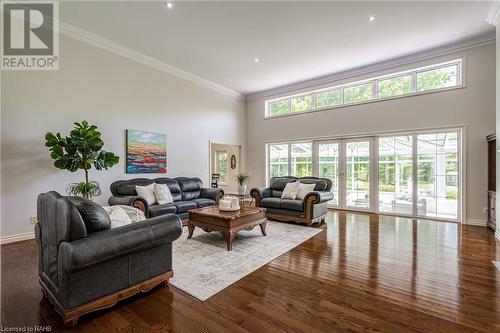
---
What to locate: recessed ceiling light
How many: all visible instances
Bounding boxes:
[254,58,259,63]
[166,2,173,9]
[368,15,376,22]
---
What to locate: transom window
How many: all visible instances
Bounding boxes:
[266,59,462,118]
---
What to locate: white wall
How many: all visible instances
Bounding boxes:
[245,44,496,223]
[1,35,245,238]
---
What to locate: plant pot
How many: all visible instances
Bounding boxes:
[238,184,247,195]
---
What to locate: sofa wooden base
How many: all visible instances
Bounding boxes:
[40,270,173,327]
[266,212,326,226]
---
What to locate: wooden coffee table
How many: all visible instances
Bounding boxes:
[187,206,267,251]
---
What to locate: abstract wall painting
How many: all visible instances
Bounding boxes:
[126,129,167,173]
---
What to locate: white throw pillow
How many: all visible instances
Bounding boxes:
[118,205,146,222]
[281,182,300,199]
[135,184,156,205]
[296,183,316,200]
[154,183,174,205]
[103,206,133,228]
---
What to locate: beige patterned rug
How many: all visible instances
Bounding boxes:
[169,221,322,301]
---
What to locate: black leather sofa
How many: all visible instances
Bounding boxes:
[108,177,223,220]
[250,176,334,225]
[35,191,182,326]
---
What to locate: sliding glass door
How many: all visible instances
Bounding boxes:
[318,142,340,207]
[416,132,459,220]
[378,135,413,215]
[267,128,461,221]
[317,139,372,210]
[345,139,371,210]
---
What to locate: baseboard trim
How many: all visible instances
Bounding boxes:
[1,232,35,245]
[466,219,488,227]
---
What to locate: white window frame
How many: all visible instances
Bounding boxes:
[265,59,463,118]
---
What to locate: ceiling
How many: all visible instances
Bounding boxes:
[60,1,494,96]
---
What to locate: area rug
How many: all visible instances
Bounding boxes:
[169,221,322,301]
[493,261,500,272]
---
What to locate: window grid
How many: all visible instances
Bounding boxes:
[266,59,462,118]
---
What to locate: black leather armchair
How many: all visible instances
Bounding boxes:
[250,177,334,225]
[35,191,182,326]
[109,177,223,220]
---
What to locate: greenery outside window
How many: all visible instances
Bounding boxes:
[416,64,458,92]
[378,75,412,98]
[216,151,228,184]
[290,94,312,113]
[344,83,373,104]
[268,99,289,116]
[316,89,342,108]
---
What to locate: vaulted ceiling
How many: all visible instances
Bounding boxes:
[60,1,494,95]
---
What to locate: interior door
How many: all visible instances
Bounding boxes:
[343,139,372,211]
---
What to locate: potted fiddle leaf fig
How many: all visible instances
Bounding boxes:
[235,173,250,195]
[45,120,119,199]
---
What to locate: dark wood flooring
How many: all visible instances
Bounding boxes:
[2,211,499,332]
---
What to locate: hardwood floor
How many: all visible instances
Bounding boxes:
[2,211,499,332]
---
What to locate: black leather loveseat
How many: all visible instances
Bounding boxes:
[250,176,334,225]
[108,177,223,220]
[35,191,182,326]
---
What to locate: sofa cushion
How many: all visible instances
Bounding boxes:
[149,203,177,218]
[280,199,305,212]
[261,197,281,209]
[176,177,203,201]
[299,178,329,191]
[270,177,298,192]
[113,179,154,196]
[173,201,198,213]
[193,198,216,208]
[68,197,111,233]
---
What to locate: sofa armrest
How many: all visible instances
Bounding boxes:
[200,188,224,203]
[59,214,182,273]
[250,188,272,207]
[108,195,148,216]
[304,191,334,204]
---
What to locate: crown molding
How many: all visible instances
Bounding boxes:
[487,1,500,25]
[245,33,496,101]
[56,20,244,100]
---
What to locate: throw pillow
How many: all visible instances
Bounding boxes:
[103,206,133,228]
[296,183,316,200]
[69,197,111,233]
[154,183,174,205]
[119,205,146,222]
[281,182,300,199]
[135,184,156,205]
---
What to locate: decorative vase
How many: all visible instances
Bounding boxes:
[239,184,247,195]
